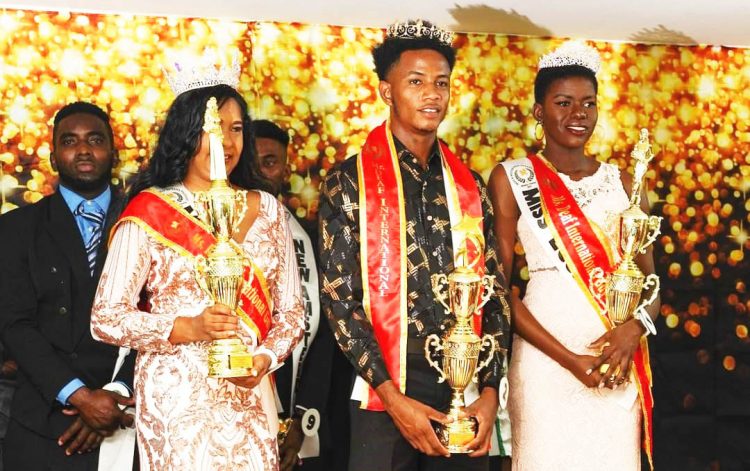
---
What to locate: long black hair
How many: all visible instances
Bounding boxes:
[128,84,262,199]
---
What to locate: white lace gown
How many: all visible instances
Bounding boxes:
[508,162,642,470]
[91,188,304,471]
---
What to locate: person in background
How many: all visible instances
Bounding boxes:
[252,119,351,471]
[0,102,136,470]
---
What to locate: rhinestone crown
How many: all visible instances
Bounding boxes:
[386,19,454,46]
[163,49,240,97]
[538,40,601,74]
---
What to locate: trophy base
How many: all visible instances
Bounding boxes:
[434,416,478,454]
[207,339,254,378]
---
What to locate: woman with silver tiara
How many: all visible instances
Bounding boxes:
[488,41,659,470]
[90,52,304,470]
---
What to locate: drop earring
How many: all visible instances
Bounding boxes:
[535,121,545,142]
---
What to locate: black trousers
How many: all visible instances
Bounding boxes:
[348,351,488,471]
[3,418,99,471]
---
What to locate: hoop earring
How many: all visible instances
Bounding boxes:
[535,121,545,142]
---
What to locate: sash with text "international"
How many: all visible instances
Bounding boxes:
[354,120,484,411]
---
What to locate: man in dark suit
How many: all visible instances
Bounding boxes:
[252,120,351,471]
[0,102,135,470]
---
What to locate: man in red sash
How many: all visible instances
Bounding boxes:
[319,19,510,471]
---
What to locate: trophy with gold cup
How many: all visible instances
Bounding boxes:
[425,226,500,453]
[590,129,661,333]
[193,97,254,378]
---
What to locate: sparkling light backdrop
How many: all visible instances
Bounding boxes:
[0,8,748,467]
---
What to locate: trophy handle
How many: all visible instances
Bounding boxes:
[194,255,212,301]
[635,273,660,313]
[233,189,248,228]
[473,334,497,383]
[431,274,451,314]
[193,191,210,226]
[588,267,608,309]
[638,216,662,254]
[424,334,447,383]
[476,274,496,312]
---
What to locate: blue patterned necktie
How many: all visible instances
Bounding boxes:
[74,201,106,276]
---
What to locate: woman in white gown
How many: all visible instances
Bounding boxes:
[488,41,660,470]
[91,77,304,470]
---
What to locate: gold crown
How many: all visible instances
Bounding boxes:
[163,49,241,97]
[386,19,454,46]
[538,40,601,74]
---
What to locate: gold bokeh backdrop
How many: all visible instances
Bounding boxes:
[0,10,749,453]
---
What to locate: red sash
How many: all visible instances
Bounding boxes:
[529,154,654,469]
[114,188,273,341]
[357,121,484,411]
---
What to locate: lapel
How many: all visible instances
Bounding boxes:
[41,193,89,350]
[43,187,122,347]
[44,192,91,288]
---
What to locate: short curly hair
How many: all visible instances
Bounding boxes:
[53,101,114,146]
[372,32,456,80]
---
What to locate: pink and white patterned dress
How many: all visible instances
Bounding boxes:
[92,187,304,470]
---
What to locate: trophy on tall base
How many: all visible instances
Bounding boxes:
[193,97,254,378]
[590,129,662,332]
[425,224,501,453]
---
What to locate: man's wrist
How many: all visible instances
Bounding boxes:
[375,380,402,410]
[479,385,499,401]
[66,386,91,408]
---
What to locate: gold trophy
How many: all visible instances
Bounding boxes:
[425,220,500,453]
[590,129,661,329]
[193,97,254,378]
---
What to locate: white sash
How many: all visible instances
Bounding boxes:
[278,207,321,458]
[284,208,321,412]
[501,158,570,277]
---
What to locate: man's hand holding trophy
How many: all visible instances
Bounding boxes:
[425,216,502,453]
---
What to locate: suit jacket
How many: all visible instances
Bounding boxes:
[0,189,135,442]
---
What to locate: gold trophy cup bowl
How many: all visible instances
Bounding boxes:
[426,267,497,453]
[603,260,660,326]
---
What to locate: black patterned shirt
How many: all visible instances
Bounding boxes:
[319,138,510,391]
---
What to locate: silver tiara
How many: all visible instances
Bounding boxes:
[163,49,241,97]
[538,40,601,74]
[386,19,454,47]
